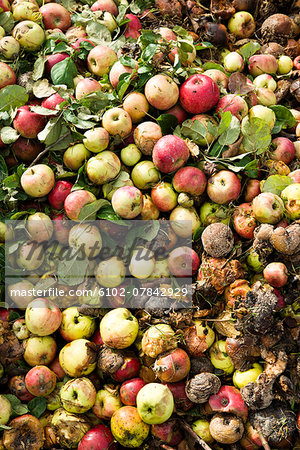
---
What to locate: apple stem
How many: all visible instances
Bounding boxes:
[179,420,213,450]
[257,427,271,450]
[29,131,71,168]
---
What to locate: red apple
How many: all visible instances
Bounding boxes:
[203,69,229,90]
[248,54,278,76]
[168,246,199,277]
[270,137,295,164]
[0,0,10,13]
[40,3,71,31]
[124,14,141,39]
[244,179,261,202]
[48,180,73,210]
[109,60,138,90]
[263,262,288,287]
[179,74,220,114]
[120,378,146,406]
[289,169,300,183]
[216,94,248,120]
[64,190,97,221]
[91,329,104,346]
[151,182,178,212]
[12,138,42,162]
[75,78,102,100]
[111,354,141,383]
[45,52,69,74]
[233,203,257,239]
[25,365,56,397]
[0,62,16,89]
[165,104,188,124]
[207,170,241,204]
[153,135,189,173]
[208,385,248,422]
[52,213,70,244]
[154,348,190,383]
[165,381,194,411]
[78,424,117,450]
[13,106,46,139]
[41,92,65,110]
[71,37,95,52]
[91,0,118,15]
[151,419,183,446]
[173,167,207,196]
[49,356,66,380]
[9,375,34,402]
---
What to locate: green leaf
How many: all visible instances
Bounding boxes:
[242,117,271,154]
[141,44,158,62]
[38,117,72,150]
[218,115,240,146]
[119,56,137,68]
[0,125,15,143]
[30,105,59,116]
[0,424,12,430]
[4,394,29,416]
[0,12,14,32]
[181,119,210,145]
[217,111,232,136]
[51,57,77,88]
[0,155,8,184]
[117,72,134,101]
[2,172,20,189]
[139,30,161,47]
[173,26,194,43]
[244,159,259,178]
[86,21,111,45]
[28,397,47,418]
[32,55,46,81]
[157,114,178,135]
[63,109,95,129]
[97,204,122,221]
[79,199,109,221]
[126,221,160,249]
[0,85,29,112]
[239,41,261,60]
[262,175,293,196]
[202,62,226,73]
[269,105,296,130]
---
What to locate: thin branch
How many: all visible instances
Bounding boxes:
[29,132,71,167]
[179,420,213,450]
[257,427,271,450]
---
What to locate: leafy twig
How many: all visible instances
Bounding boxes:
[29,131,71,167]
[179,419,213,450]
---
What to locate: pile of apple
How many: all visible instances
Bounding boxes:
[0,0,299,448]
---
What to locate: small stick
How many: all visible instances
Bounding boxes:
[257,427,271,450]
[179,420,213,450]
[29,132,71,167]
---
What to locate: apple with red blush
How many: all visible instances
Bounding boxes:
[111,353,141,383]
[165,381,194,411]
[12,138,42,162]
[263,262,288,288]
[52,213,70,244]
[64,190,96,221]
[244,179,261,202]
[151,419,183,446]
[87,45,117,77]
[0,62,16,89]
[91,0,118,15]
[78,424,117,450]
[270,137,295,164]
[9,375,34,402]
[124,14,141,39]
[289,169,300,183]
[13,106,46,139]
[153,135,189,173]
[145,74,179,111]
[45,52,69,74]
[180,74,220,114]
[48,180,73,210]
[168,246,199,277]
[40,3,71,31]
[165,104,188,124]
[252,192,284,224]
[109,60,138,90]
[71,37,95,52]
[208,385,248,422]
[25,365,56,397]
[75,78,102,100]
[203,69,229,90]
[49,356,66,380]
[41,92,65,111]
[151,182,178,212]
[216,94,248,120]
[233,203,257,239]
[207,170,241,205]
[91,329,104,346]
[173,166,207,196]
[120,378,146,406]
[248,54,278,76]
[154,348,190,383]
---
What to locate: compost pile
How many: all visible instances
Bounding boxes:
[0,0,299,448]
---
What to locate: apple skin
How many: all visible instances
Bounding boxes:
[60,377,96,414]
[141,194,160,220]
[277,55,293,74]
[86,151,121,185]
[248,54,278,76]
[24,335,57,366]
[281,183,300,219]
[170,206,201,238]
[111,185,143,219]
[63,143,91,171]
[100,308,139,349]
[13,106,46,139]
[253,73,277,91]
[95,256,126,288]
[224,52,245,72]
[207,170,241,205]
[228,11,255,38]
[145,74,179,110]
[41,92,65,110]
[252,192,284,224]
[271,137,295,164]
[75,78,102,100]
[121,143,142,166]
[12,318,30,340]
[209,340,234,374]
[40,3,71,31]
[0,62,16,88]
[216,94,248,120]
[49,356,66,380]
[233,363,263,388]
[124,14,142,39]
[151,419,183,446]
[153,135,189,173]
[0,0,10,12]
[165,381,194,411]
[168,246,197,277]
[109,60,138,90]
[102,106,132,138]
[120,378,146,406]
[25,298,61,336]
[52,213,70,244]
[133,121,162,155]
[192,419,214,444]
[288,169,300,183]
[151,182,178,212]
[256,87,276,106]
[45,52,69,74]
[263,262,288,287]
[157,26,177,41]
[21,164,55,198]
[165,104,188,124]
[112,354,141,382]
[64,190,96,221]
[93,387,122,420]
[59,339,97,377]
[91,0,118,15]
[87,45,117,76]
[203,69,229,90]
[78,424,117,450]
[0,36,20,59]
[9,375,34,402]
[137,383,174,425]
[123,92,149,123]
[12,137,42,162]
[244,179,261,202]
[173,166,207,196]
[25,365,56,397]
[48,180,73,210]
[0,395,12,425]
[248,105,276,130]
[154,348,190,382]
[60,307,96,342]
[180,74,219,114]
[111,406,150,447]
[233,203,257,239]
[83,127,109,153]
[12,20,45,51]
[208,385,248,422]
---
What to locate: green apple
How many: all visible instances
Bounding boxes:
[60,307,97,342]
[121,144,142,166]
[93,387,122,420]
[136,383,174,425]
[27,212,53,243]
[192,419,214,444]
[86,151,121,185]
[131,160,160,190]
[63,143,91,171]
[83,127,110,153]
[0,36,20,59]
[277,55,293,74]
[209,340,234,374]
[248,105,276,130]
[47,381,64,411]
[252,192,284,224]
[100,308,139,349]
[195,321,215,349]
[247,250,264,272]
[281,183,300,220]
[0,395,12,425]
[199,201,230,226]
[233,363,263,388]
[129,247,155,279]
[95,256,126,288]
[59,339,97,377]
[12,20,45,51]
[151,259,170,278]
[16,242,44,271]
[60,377,96,414]
[169,206,201,238]
[68,223,102,258]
